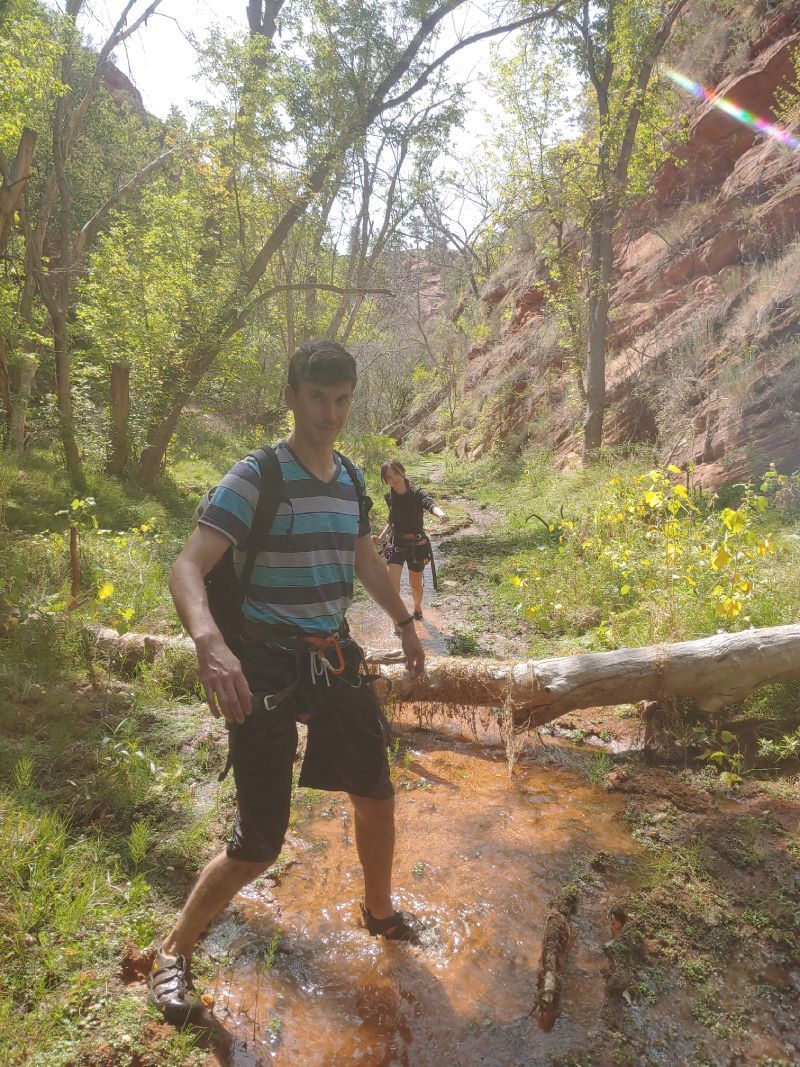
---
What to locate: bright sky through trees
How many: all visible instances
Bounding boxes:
[69,0,504,153]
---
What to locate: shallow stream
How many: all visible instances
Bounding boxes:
[207,723,639,1066]
[203,507,642,1064]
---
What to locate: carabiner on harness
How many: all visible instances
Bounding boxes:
[302,632,347,687]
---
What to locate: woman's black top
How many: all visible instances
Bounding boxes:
[385,482,436,535]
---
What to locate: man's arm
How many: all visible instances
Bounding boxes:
[170,525,252,724]
[354,535,425,679]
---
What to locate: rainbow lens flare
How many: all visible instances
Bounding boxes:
[664,67,800,150]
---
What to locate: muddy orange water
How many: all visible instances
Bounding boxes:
[205,723,640,1066]
[203,519,641,1064]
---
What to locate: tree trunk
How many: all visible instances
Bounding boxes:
[583,203,614,460]
[0,128,37,254]
[10,353,37,454]
[85,623,800,727]
[107,362,130,476]
[52,309,85,489]
[246,0,285,40]
[136,382,195,487]
[0,335,11,439]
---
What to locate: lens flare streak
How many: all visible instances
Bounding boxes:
[664,67,800,150]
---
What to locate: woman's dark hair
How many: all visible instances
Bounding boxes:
[380,459,406,484]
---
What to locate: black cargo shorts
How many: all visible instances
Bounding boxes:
[225,633,393,863]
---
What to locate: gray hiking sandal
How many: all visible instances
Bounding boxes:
[148,949,202,1024]
[360,903,421,943]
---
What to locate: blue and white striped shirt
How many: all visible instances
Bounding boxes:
[198,441,371,634]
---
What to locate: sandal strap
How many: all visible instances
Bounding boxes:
[361,904,419,942]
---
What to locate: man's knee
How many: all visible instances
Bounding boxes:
[349,793,395,822]
[223,850,278,881]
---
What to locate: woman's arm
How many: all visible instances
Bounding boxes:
[372,522,390,543]
[355,536,425,678]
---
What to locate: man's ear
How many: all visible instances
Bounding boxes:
[284,383,295,408]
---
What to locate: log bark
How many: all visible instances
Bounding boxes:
[84,623,800,726]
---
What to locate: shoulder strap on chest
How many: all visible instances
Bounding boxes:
[336,451,365,506]
[240,445,285,600]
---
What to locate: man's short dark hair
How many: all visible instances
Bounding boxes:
[287,339,357,392]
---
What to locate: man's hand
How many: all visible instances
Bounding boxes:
[195,633,252,724]
[400,625,425,680]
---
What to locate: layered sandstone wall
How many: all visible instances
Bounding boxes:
[416,2,800,488]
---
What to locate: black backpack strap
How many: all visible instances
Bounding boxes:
[336,451,371,525]
[239,445,285,603]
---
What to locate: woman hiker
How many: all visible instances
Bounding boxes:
[375,459,447,624]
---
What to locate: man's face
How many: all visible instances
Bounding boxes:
[285,378,354,447]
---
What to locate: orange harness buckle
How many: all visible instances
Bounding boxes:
[301,633,347,676]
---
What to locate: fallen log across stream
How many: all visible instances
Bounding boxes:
[86,623,800,727]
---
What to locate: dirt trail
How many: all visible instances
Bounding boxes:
[347,494,505,658]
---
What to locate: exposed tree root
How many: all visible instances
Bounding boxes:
[530,883,578,1029]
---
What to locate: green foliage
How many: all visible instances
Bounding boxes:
[692,726,743,787]
[586,750,614,786]
[757,727,800,765]
[444,627,486,657]
[510,465,777,645]
[0,0,65,153]
[0,662,214,1063]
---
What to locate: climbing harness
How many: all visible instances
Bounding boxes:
[218,626,375,781]
[387,531,438,590]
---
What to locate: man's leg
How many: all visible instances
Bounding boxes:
[161,849,276,958]
[149,848,276,1022]
[348,793,396,919]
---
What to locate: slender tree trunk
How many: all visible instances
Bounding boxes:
[138,400,187,486]
[10,353,37,454]
[0,335,11,439]
[136,351,208,486]
[302,273,317,341]
[107,362,130,476]
[68,522,80,606]
[52,308,84,487]
[582,202,614,460]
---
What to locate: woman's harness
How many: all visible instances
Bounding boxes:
[387,531,438,589]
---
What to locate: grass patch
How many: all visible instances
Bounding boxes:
[435,446,800,660]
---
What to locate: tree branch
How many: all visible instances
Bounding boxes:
[72,147,176,261]
[382,1,569,113]
[226,282,396,339]
[0,128,37,254]
[613,0,691,186]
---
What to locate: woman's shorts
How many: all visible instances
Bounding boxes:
[225,636,393,863]
[384,542,430,572]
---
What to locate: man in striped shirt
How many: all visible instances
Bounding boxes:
[149,340,426,1024]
